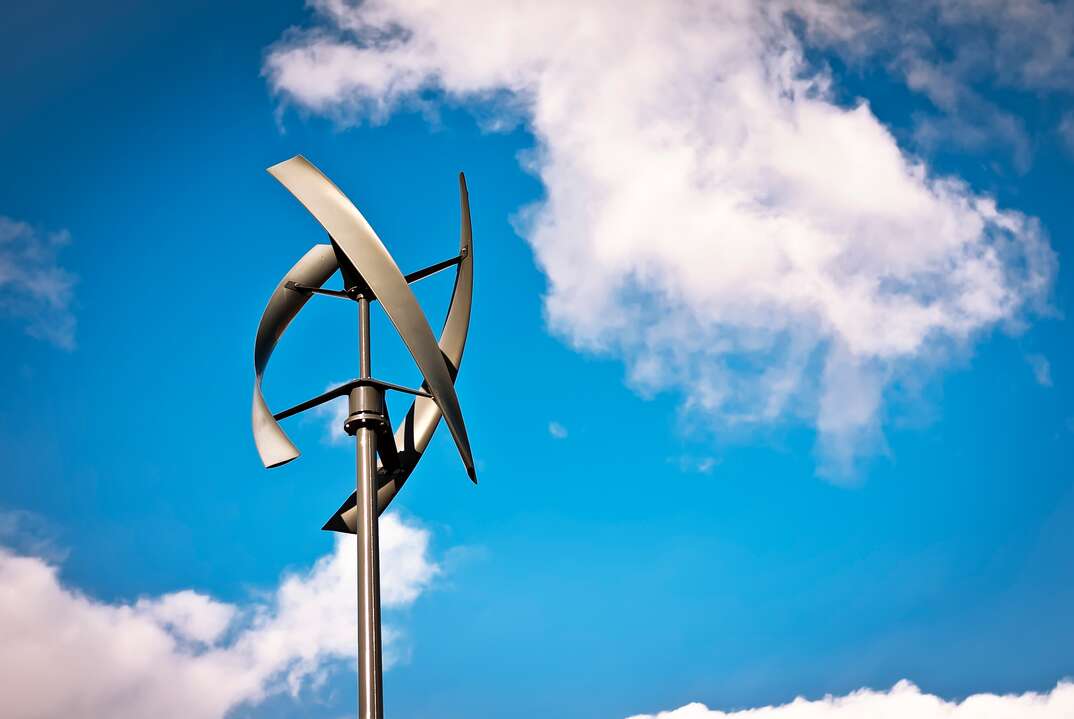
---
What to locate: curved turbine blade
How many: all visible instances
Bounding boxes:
[325,172,474,533]
[267,156,477,481]
[252,244,339,468]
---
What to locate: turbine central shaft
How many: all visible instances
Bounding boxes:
[352,295,384,719]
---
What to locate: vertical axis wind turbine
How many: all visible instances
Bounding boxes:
[251,156,477,719]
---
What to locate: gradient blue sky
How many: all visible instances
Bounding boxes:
[2,2,1074,718]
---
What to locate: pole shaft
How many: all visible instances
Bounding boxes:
[354,295,383,719]
[358,294,371,380]
[356,425,383,719]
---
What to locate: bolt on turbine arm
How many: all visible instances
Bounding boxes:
[252,244,340,468]
[267,156,478,483]
[323,172,475,533]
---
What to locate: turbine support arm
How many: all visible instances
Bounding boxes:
[272,378,433,422]
[286,251,467,301]
[284,281,355,300]
[402,250,467,284]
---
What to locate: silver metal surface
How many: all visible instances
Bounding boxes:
[267,156,477,482]
[252,244,339,468]
[355,423,382,719]
[326,172,474,532]
[352,295,384,719]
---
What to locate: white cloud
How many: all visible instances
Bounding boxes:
[265,0,1056,478]
[625,680,1074,718]
[548,421,568,439]
[801,0,1074,167]
[0,215,77,349]
[888,0,1074,93]
[1027,353,1053,387]
[135,590,238,645]
[0,512,439,719]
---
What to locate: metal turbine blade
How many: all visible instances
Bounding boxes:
[252,244,339,468]
[267,156,478,482]
[325,172,474,533]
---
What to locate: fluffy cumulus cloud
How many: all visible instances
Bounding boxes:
[0,513,438,719]
[265,0,1056,477]
[0,215,77,349]
[626,680,1074,719]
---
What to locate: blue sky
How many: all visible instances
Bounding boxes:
[2,2,1074,718]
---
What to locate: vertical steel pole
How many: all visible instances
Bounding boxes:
[352,294,384,719]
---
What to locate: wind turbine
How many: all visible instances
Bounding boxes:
[251,156,476,719]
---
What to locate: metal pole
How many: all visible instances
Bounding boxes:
[351,294,384,719]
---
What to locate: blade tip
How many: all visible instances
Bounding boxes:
[266,155,308,178]
[257,441,300,469]
[321,515,346,532]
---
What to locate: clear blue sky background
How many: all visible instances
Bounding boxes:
[1,2,1073,718]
